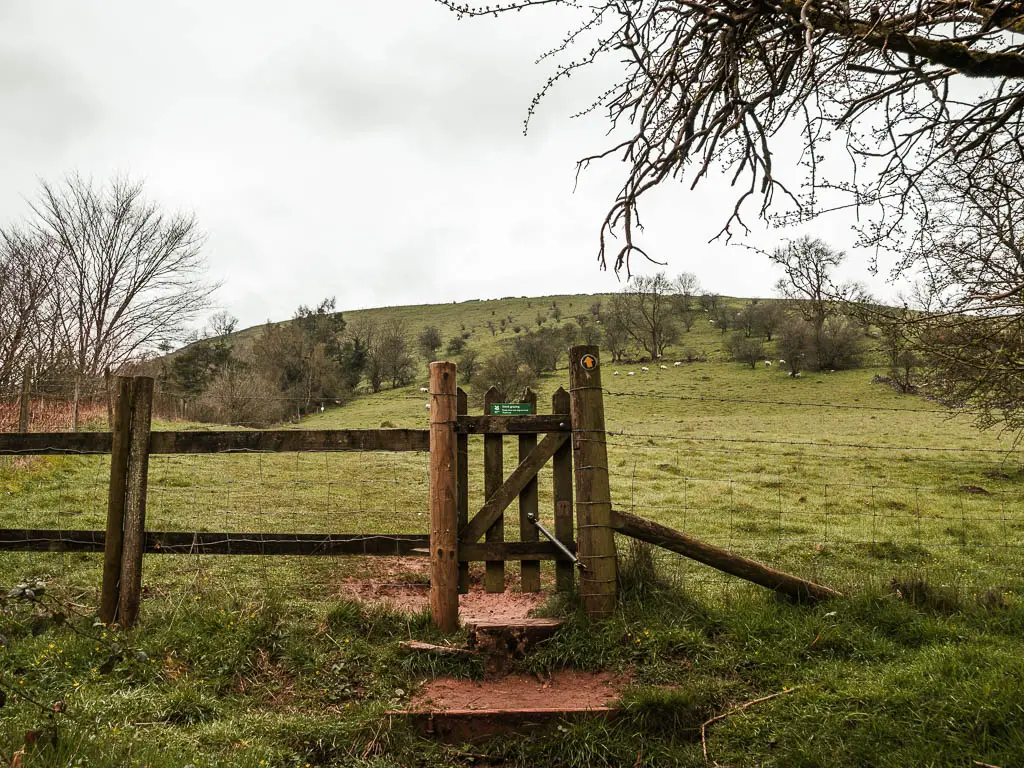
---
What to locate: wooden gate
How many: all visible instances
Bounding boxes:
[428,345,619,632]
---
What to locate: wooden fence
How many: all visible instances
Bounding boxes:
[0,346,621,631]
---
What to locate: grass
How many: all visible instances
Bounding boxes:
[2,292,1023,765]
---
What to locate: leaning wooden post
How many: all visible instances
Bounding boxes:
[18,364,31,433]
[456,387,470,594]
[568,346,617,618]
[429,362,460,633]
[117,376,154,628]
[552,387,574,593]
[99,377,133,625]
[518,388,541,592]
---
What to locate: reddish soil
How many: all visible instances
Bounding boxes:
[410,670,625,712]
[332,557,548,624]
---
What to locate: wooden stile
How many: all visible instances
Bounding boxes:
[482,387,505,593]
[429,362,460,633]
[456,388,470,594]
[552,387,575,592]
[568,345,617,618]
[117,376,154,627]
[518,389,540,592]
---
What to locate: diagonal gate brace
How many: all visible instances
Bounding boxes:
[461,431,569,544]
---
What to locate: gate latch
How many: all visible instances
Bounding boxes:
[526,513,587,571]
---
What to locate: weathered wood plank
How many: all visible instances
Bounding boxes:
[518,389,541,592]
[0,429,432,456]
[455,414,569,434]
[149,429,430,454]
[0,530,579,562]
[483,387,505,593]
[0,432,113,455]
[0,529,430,556]
[462,431,569,545]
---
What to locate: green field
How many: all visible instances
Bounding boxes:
[2,293,1022,766]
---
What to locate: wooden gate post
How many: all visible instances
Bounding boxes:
[429,362,460,633]
[118,376,154,628]
[18,364,31,433]
[456,387,470,594]
[99,377,133,625]
[568,345,617,618]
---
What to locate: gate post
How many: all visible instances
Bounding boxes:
[568,346,617,618]
[429,361,460,633]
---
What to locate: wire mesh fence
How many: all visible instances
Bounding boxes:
[2,378,1023,612]
[599,424,1024,597]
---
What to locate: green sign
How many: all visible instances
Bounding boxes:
[490,403,533,416]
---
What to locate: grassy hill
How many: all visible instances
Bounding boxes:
[2,292,1023,767]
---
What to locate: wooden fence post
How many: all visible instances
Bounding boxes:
[72,377,81,433]
[568,345,617,618]
[104,367,113,430]
[519,388,541,592]
[18,364,31,433]
[117,376,154,628]
[429,362,459,633]
[552,386,574,592]
[482,387,505,593]
[99,377,133,625]
[456,387,470,594]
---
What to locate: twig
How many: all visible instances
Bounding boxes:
[702,687,798,766]
[972,761,1002,768]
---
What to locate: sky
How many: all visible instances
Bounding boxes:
[0,0,909,333]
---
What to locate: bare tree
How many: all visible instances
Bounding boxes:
[611,272,679,359]
[893,153,1024,429]
[442,1,1024,276]
[0,228,61,388]
[673,272,702,311]
[27,174,215,377]
[373,318,416,389]
[771,236,846,338]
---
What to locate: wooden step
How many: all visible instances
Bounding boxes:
[465,618,564,675]
[392,706,616,742]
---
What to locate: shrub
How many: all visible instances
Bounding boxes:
[724,333,766,369]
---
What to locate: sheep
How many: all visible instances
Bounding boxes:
[674,361,682,366]
[641,366,650,372]
[419,387,429,393]
[764,360,772,368]
[627,371,635,376]
[613,371,620,376]
[778,359,786,365]
[425,403,431,409]
[660,364,668,370]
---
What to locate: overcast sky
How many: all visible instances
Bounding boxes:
[0,1,908,332]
